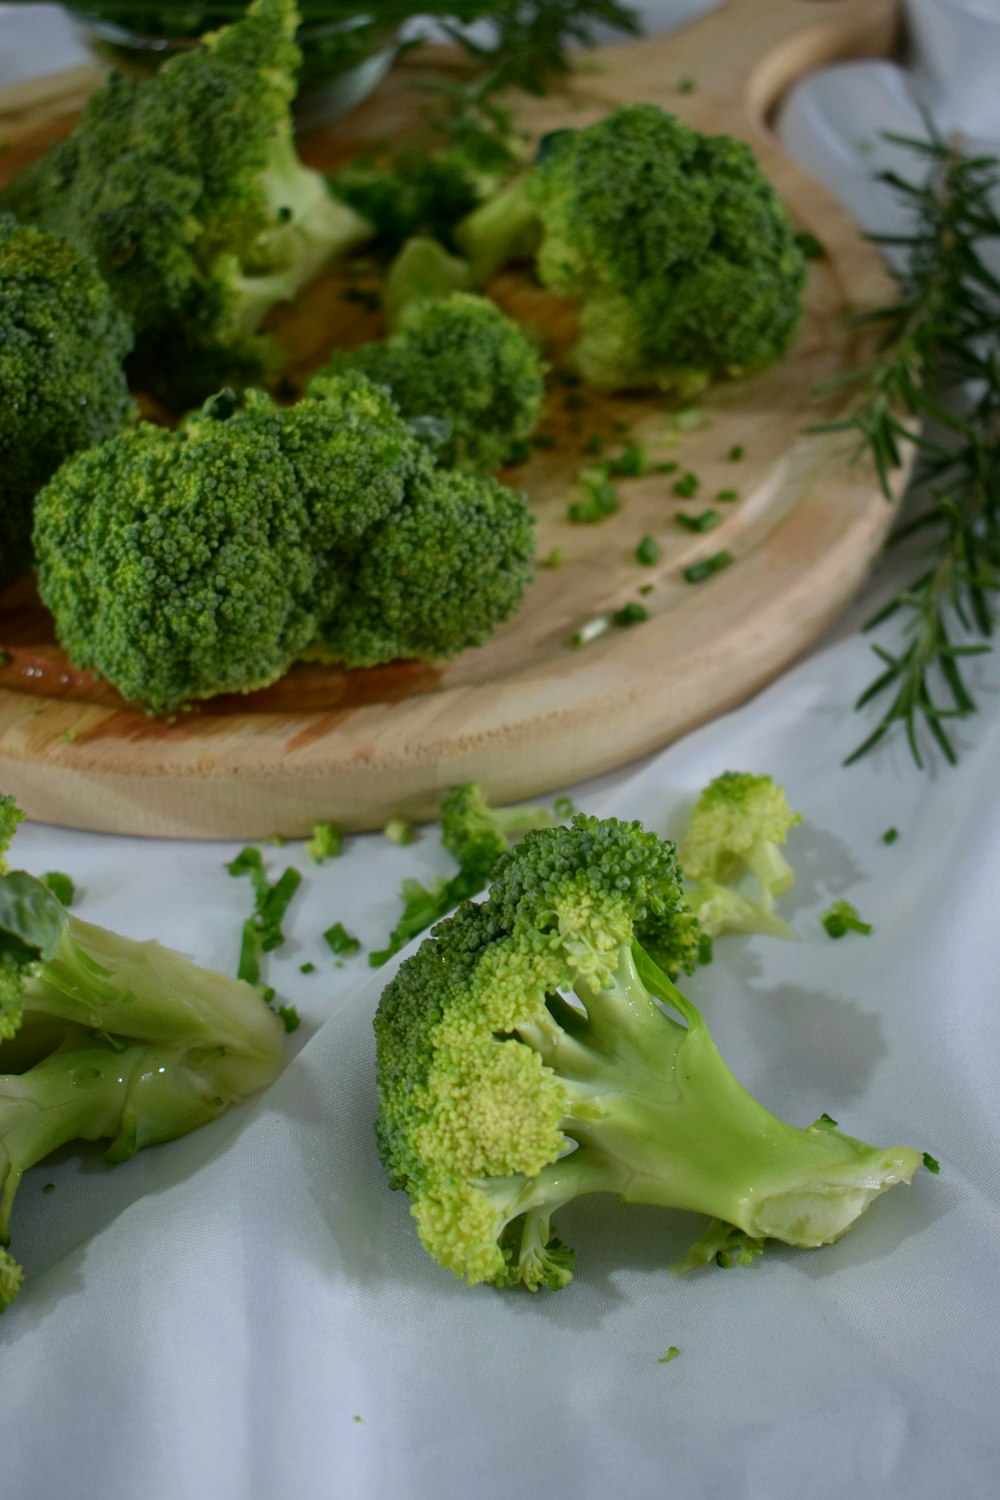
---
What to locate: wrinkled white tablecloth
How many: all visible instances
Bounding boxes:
[2,3,999,1497]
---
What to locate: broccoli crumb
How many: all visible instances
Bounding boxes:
[673,472,700,498]
[41,871,75,907]
[299,961,316,975]
[324,921,360,956]
[607,441,646,477]
[684,550,733,583]
[639,583,654,596]
[727,445,745,461]
[384,818,415,846]
[61,729,77,744]
[676,509,721,533]
[612,602,648,628]
[882,827,899,845]
[636,535,660,566]
[657,1346,680,1363]
[821,900,873,939]
[653,460,679,475]
[676,76,696,93]
[306,822,344,863]
[569,468,618,523]
[277,1005,301,1033]
[540,548,564,570]
[715,488,740,503]
[922,1151,940,1174]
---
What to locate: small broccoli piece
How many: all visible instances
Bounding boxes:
[821,901,873,940]
[0,216,134,594]
[382,237,472,332]
[329,149,491,260]
[374,815,922,1290]
[310,457,534,667]
[455,104,805,394]
[0,0,372,408]
[0,800,283,1310]
[384,819,415,846]
[317,293,546,473]
[306,822,344,863]
[681,772,801,939]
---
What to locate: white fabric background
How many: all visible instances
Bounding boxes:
[2,2,1000,1496]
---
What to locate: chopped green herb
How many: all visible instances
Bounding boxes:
[658,1346,680,1363]
[299,961,316,975]
[676,509,721,533]
[324,921,361,956]
[639,583,654,596]
[61,729,77,744]
[569,469,618,523]
[612,602,648,627]
[715,488,740,503]
[636,535,660,566]
[228,847,302,992]
[922,1151,940,1174]
[384,817,415,846]
[684,550,733,583]
[571,614,611,648]
[697,933,713,966]
[672,472,700,498]
[727,444,745,461]
[811,1113,839,1132]
[607,441,646,477]
[882,827,899,845]
[676,76,696,93]
[821,900,873,939]
[306,822,343,863]
[653,460,679,475]
[795,230,827,260]
[277,1005,301,1034]
[40,871,75,907]
[533,432,557,450]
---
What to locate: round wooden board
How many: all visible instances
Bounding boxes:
[0,0,905,838]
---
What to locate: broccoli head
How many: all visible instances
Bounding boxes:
[318,293,545,472]
[0,215,133,595]
[329,148,491,260]
[456,104,806,394]
[374,815,921,1290]
[0,798,284,1310]
[0,0,372,408]
[681,771,801,938]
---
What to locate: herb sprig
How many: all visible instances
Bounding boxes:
[822,120,1000,768]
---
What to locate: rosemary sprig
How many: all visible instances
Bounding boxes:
[825,119,1000,768]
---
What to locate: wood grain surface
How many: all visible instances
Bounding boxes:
[0,0,906,837]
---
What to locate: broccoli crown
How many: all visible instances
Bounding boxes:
[320,293,545,473]
[34,374,535,710]
[681,771,802,938]
[0,215,134,593]
[0,796,284,1310]
[312,457,535,668]
[458,104,806,393]
[0,0,371,407]
[374,814,920,1290]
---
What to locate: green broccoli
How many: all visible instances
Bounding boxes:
[316,292,546,472]
[329,148,493,260]
[34,374,534,712]
[374,815,922,1290]
[382,238,472,332]
[0,216,134,595]
[0,0,372,408]
[455,104,806,394]
[681,772,801,939]
[0,797,284,1311]
[821,900,873,940]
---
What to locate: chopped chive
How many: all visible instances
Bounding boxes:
[636,535,660,566]
[653,460,678,475]
[612,602,648,627]
[676,76,696,93]
[324,921,360,956]
[299,961,316,975]
[277,1005,301,1033]
[658,1346,680,1363]
[569,472,618,523]
[306,822,343,863]
[607,441,646,477]
[922,1151,940,1174]
[672,472,700,498]
[684,549,734,583]
[727,444,744,461]
[715,488,740,503]
[675,509,721,533]
[571,614,611,648]
[882,827,899,845]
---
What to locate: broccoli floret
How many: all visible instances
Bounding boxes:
[0,216,134,595]
[329,149,491,260]
[306,822,344,863]
[382,237,472,332]
[34,374,534,711]
[0,0,372,408]
[821,900,873,940]
[681,772,801,939]
[318,293,545,472]
[310,457,534,666]
[0,799,283,1311]
[33,392,322,714]
[374,815,921,1290]
[455,104,805,394]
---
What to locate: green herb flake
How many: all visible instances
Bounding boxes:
[882,827,899,845]
[384,818,415,846]
[727,444,745,462]
[607,441,646,477]
[676,75,696,93]
[672,472,700,498]
[41,871,75,907]
[684,549,733,583]
[569,470,619,523]
[821,900,873,939]
[676,509,721,533]
[299,961,316,975]
[715,488,740,503]
[324,921,361,957]
[657,1346,680,1363]
[653,460,679,475]
[795,230,828,260]
[541,547,564,570]
[636,535,660,566]
[306,822,343,863]
[278,1005,301,1034]
[612,602,648,628]
[811,1113,839,1133]
[639,583,654,596]
[61,729,77,744]
[922,1151,940,1174]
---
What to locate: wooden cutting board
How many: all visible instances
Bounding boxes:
[0,0,905,838]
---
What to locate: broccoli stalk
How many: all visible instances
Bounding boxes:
[382,237,472,331]
[0,802,283,1311]
[454,174,541,286]
[375,816,922,1290]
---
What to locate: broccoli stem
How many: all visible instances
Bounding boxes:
[454,174,540,286]
[743,840,796,903]
[687,881,796,940]
[527,946,921,1249]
